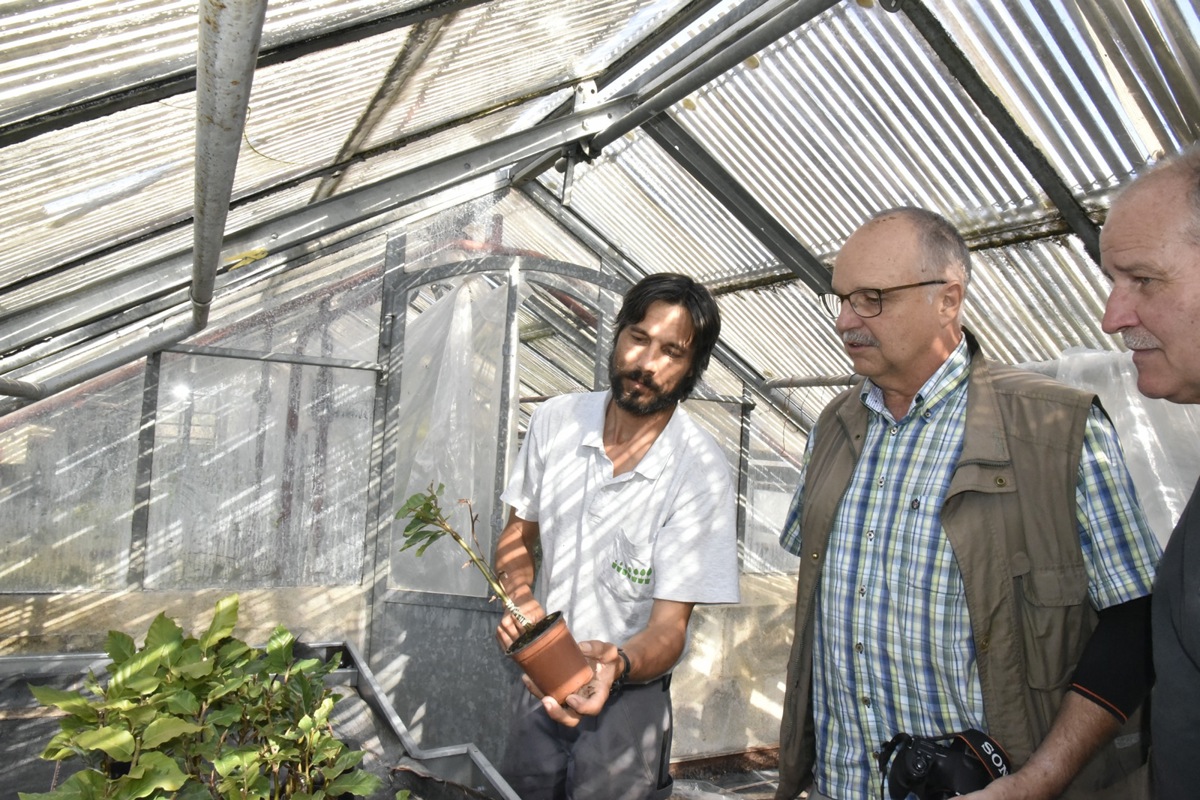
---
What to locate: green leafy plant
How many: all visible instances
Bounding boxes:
[20,594,386,800]
[397,484,531,631]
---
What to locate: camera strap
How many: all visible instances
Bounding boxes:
[876,728,1014,799]
[952,728,1012,781]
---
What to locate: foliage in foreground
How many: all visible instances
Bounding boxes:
[20,594,387,800]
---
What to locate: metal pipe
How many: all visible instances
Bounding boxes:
[28,319,202,399]
[0,0,267,402]
[193,0,269,327]
[764,373,858,389]
[590,0,840,153]
[0,376,44,399]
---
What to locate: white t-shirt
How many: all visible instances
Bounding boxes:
[501,390,740,648]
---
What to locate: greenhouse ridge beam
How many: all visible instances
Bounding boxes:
[891,0,1102,263]
[643,115,831,294]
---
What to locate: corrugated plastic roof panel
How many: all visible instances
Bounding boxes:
[359,0,695,150]
[928,0,1200,183]
[541,128,784,288]
[1,0,431,126]
[964,236,1118,364]
[668,2,1056,255]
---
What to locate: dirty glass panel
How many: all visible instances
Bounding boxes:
[204,235,385,363]
[743,402,804,575]
[146,354,374,588]
[0,361,144,591]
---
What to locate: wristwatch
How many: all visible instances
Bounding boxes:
[610,647,632,695]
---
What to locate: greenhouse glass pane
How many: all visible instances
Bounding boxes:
[0,362,144,591]
[204,235,385,363]
[146,354,374,588]
[743,403,804,576]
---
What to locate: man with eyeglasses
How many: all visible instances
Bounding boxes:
[775,207,1160,800]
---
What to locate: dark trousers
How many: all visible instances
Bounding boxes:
[499,675,674,800]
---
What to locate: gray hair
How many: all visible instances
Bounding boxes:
[1120,143,1200,243]
[869,206,972,288]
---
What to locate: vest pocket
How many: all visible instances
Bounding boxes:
[1014,563,1090,691]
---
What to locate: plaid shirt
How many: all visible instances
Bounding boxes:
[780,339,1160,800]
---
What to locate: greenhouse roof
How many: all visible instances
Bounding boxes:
[2,0,1198,420]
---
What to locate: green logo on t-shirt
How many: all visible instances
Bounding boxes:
[611,560,652,585]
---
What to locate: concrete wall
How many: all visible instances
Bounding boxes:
[0,587,370,656]
[673,573,795,761]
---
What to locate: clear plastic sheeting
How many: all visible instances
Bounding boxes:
[391,274,526,597]
[1040,348,1200,547]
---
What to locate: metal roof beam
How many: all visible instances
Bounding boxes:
[643,114,831,294]
[589,0,840,154]
[890,0,1102,263]
[0,0,490,149]
[311,15,455,203]
[0,100,633,365]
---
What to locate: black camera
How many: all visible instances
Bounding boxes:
[877,729,1011,800]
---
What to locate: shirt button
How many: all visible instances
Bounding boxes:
[861,697,871,707]
[855,642,864,654]
[890,427,898,435]
[858,586,866,597]
[923,410,932,419]
[877,478,885,487]
[866,531,875,541]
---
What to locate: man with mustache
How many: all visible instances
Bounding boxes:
[776,207,1161,800]
[1100,143,1200,800]
[492,272,740,800]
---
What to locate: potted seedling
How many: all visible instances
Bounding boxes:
[19,594,389,800]
[396,484,593,703]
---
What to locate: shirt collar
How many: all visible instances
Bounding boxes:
[583,390,681,479]
[860,336,971,421]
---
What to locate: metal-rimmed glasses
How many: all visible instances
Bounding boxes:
[818,280,947,319]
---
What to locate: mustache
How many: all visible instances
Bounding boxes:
[617,369,662,393]
[1121,329,1161,350]
[841,330,879,347]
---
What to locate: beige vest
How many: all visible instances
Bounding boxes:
[776,335,1148,799]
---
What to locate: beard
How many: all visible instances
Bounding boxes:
[609,362,689,416]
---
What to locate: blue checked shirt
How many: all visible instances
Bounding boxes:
[779,339,1160,800]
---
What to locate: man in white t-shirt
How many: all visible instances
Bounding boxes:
[494,272,741,800]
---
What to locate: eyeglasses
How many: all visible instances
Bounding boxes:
[818,280,947,319]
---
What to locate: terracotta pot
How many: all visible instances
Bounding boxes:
[505,611,593,704]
